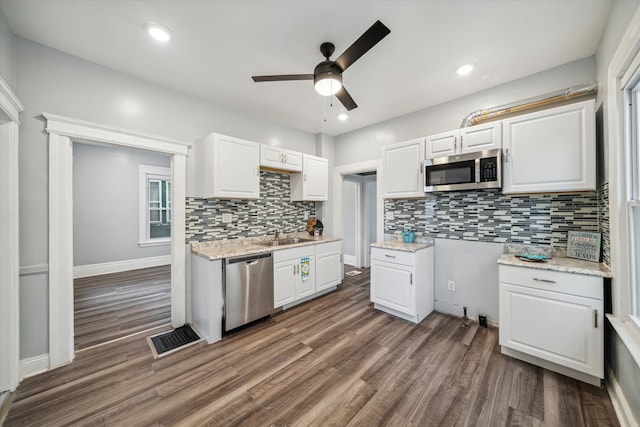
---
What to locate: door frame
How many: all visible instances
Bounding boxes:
[341,177,362,267]
[333,160,383,265]
[44,113,190,369]
[0,77,24,392]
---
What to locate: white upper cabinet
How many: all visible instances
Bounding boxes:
[425,122,502,159]
[502,99,595,194]
[382,138,425,199]
[190,132,260,199]
[290,154,328,201]
[260,145,303,172]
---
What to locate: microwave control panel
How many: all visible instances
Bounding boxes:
[479,157,498,182]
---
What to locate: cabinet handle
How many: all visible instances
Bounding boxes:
[454,137,457,151]
[384,254,396,259]
[281,153,285,163]
[410,273,413,285]
[460,135,463,148]
[504,148,509,162]
[293,264,296,275]
[593,309,598,328]
[419,163,423,174]
[533,278,556,284]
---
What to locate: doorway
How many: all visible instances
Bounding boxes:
[333,160,384,273]
[44,113,189,369]
[342,173,377,268]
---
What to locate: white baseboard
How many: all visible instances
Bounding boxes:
[74,255,171,278]
[19,354,50,379]
[343,254,356,267]
[606,363,638,427]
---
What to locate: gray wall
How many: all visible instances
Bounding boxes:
[73,143,171,266]
[335,56,596,166]
[15,36,316,359]
[0,7,16,91]
[596,0,640,423]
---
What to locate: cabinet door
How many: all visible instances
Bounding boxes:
[274,260,295,308]
[502,100,595,194]
[460,122,502,154]
[499,282,603,377]
[291,155,328,201]
[213,135,260,199]
[283,149,303,172]
[260,145,284,169]
[296,255,316,299]
[382,138,425,198]
[316,250,342,291]
[425,130,458,159]
[371,260,415,315]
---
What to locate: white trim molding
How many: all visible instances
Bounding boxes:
[606,363,637,427]
[42,113,190,156]
[44,113,190,369]
[0,76,24,123]
[74,255,171,279]
[0,76,23,393]
[19,354,50,380]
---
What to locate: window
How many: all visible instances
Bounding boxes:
[139,165,171,246]
[626,69,640,328]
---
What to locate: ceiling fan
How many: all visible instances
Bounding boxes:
[251,20,391,111]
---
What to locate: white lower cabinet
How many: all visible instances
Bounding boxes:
[370,246,434,323]
[274,240,343,309]
[498,264,604,385]
[316,241,343,291]
[273,246,315,308]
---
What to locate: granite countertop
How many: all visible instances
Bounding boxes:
[497,244,613,278]
[191,233,342,261]
[370,237,434,253]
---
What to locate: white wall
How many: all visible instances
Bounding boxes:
[15,36,316,359]
[433,239,504,324]
[335,56,596,166]
[73,143,171,266]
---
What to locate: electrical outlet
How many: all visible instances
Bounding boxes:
[303,211,309,220]
[222,213,232,223]
[385,211,395,220]
[447,280,455,291]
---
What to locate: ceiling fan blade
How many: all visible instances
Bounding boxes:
[334,20,390,72]
[336,86,358,111]
[252,74,314,82]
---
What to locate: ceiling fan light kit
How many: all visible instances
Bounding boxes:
[252,20,390,111]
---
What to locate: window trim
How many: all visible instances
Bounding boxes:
[607,5,640,368]
[139,164,171,247]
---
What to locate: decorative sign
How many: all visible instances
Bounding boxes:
[566,231,601,262]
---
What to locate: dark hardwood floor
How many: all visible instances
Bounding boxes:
[74,265,171,350]
[7,265,618,426]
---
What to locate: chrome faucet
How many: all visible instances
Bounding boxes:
[274,228,280,240]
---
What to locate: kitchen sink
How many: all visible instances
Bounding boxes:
[257,237,315,247]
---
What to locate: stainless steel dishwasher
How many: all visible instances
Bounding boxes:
[223,252,274,333]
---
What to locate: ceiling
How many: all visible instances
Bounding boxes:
[0,0,612,136]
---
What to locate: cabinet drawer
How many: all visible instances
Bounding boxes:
[274,246,314,263]
[371,247,416,266]
[316,240,342,255]
[499,265,602,299]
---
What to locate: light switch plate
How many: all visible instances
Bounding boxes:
[385,212,395,220]
[222,213,232,223]
[303,212,309,220]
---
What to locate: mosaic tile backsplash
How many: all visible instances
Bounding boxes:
[598,182,610,266]
[186,171,315,242]
[385,188,606,252]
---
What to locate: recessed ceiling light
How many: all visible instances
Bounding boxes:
[145,22,172,42]
[456,63,474,76]
[337,113,349,121]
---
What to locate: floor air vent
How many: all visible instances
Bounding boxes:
[148,325,201,357]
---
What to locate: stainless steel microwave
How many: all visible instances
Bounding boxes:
[424,148,502,192]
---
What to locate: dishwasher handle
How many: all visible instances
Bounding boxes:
[226,252,272,265]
